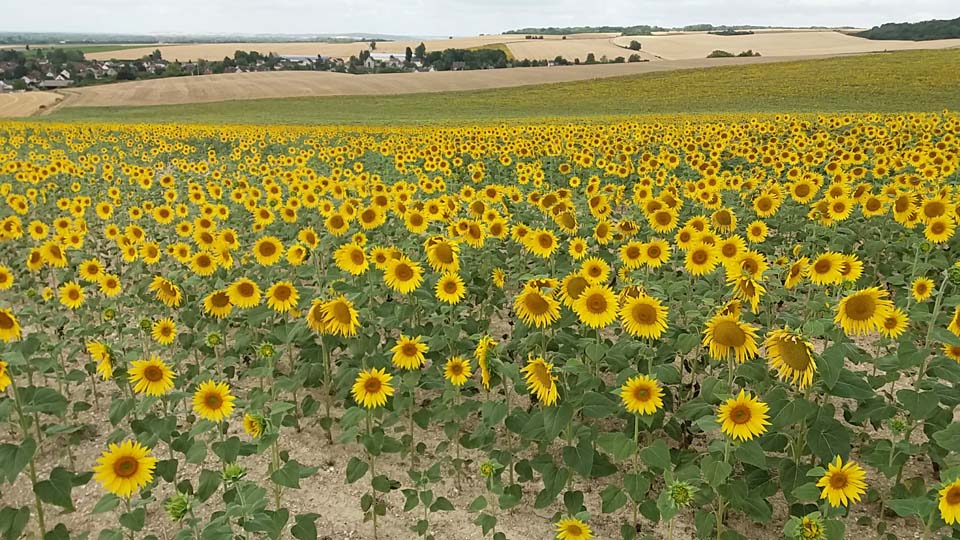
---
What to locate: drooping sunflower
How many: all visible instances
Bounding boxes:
[435,272,466,304]
[817,456,867,507]
[573,285,618,328]
[911,277,935,302]
[555,517,592,540]
[333,242,368,275]
[717,389,770,441]
[87,341,112,380]
[619,293,669,340]
[192,380,236,422]
[352,367,394,409]
[243,413,265,438]
[703,313,759,363]
[492,268,506,289]
[93,440,157,497]
[391,334,428,370]
[938,478,960,524]
[764,328,816,389]
[203,290,233,319]
[227,277,261,309]
[521,356,559,406]
[0,308,22,342]
[620,374,664,415]
[834,287,894,336]
[252,236,284,266]
[265,281,299,314]
[321,296,360,337]
[444,356,472,387]
[151,318,177,346]
[128,356,175,396]
[59,281,85,310]
[784,257,809,289]
[149,276,182,308]
[384,257,424,294]
[475,335,496,391]
[514,286,561,329]
[949,305,960,337]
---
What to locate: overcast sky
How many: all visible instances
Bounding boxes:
[5,0,958,36]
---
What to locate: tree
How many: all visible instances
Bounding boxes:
[405,46,413,63]
[628,40,642,51]
[585,53,596,64]
[369,41,377,50]
[415,42,426,61]
[628,54,642,62]
[152,49,163,61]
[12,79,26,90]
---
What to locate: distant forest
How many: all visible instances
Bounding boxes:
[503,26,666,35]
[856,17,960,41]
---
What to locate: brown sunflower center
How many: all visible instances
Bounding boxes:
[537,234,553,249]
[211,292,230,307]
[143,365,164,382]
[565,524,582,536]
[394,263,414,281]
[947,486,960,506]
[434,243,454,263]
[729,404,752,425]
[112,456,140,478]
[843,294,876,321]
[443,280,459,294]
[68,289,80,301]
[924,201,945,218]
[626,246,641,259]
[631,302,658,325]
[585,293,608,314]
[0,312,14,329]
[691,250,709,265]
[647,245,661,258]
[364,377,382,394]
[828,471,848,490]
[713,320,747,347]
[237,282,255,297]
[401,343,419,357]
[523,293,550,315]
[777,339,812,371]
[633,386,651,401]
[331,301,352,324]
[931,222,946,235]
[259,242,277,257]
[273,285,292,301]
[450,363,464,376]
[205,392,223,409]
[655,211,672,226]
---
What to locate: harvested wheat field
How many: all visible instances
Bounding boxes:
[55,55,802,109]
[0,92,63,118]
[611,30,960,60]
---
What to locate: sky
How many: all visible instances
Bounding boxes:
[4,0,958,36]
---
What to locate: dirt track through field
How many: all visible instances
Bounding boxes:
[51,54,837,109]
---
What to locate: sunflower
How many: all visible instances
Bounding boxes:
[580,257,610,284]
[521,356,559,406]
[266,281,299,314]
[41,241,67,268]
[514,286,561,328]
[784,257,809,289]
[320,296,360,337]
[925,216,955,244]
[444,356,472,387]
[620,374,664,415]
[640,239,671,268]
[572,285,618,328]
[128,356,175,396]
[391,334,428,370]
[425,237,460,272]
[911,277,934,302]
[190,252,217,276]
[59,281,85,310]
[192,380,236,422]
[949,305,960,337]
[492,268,506,289]
[555,518,592,540]
[879,307,909,339]
[0,308,22,342]
[807,253,844,286]
[0,360,9,391]
[939,478,960,524]
[87,341,112,380]
[717,390,770,441]
[684,243,719,276]
[765,328,816,389]
[817,456,867,507]
[352,367,394,409]
[619,242,644,269]
[835,287,894,336]
[151,318,177,346]
[149,276,182,308]
[78,258,104,283]
[527,229,559,258]
[619,293,669,340]
[838,254,863,283]
[93,440,157,497]
[703,313,759,363]
[252,236,283,266]
[568,237,588,260]
[227,278,261,308]
[333,242,368,275]
[944,343,960,363]
[243,413,265,438]
[746,220,768,243]
[435,272,466,304]
[384,257,424,294]
[475,335,496,391]
[203,290,233,319]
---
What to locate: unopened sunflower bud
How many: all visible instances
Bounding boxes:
[102,307,116,321]
[205,332,222,347]
[163,492,190,521]
[222,463,246,483]
[949,265,960,287]
[796,513,825,540]
[139,318,152,332]
[920,241,934,253]
[257,342,275,359]
[667,480,696,508]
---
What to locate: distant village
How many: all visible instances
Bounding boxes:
[0,41,646,93]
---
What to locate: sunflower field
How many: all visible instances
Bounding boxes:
[0,113,960,540]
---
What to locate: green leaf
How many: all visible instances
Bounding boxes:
[896,389,939,420]
[33,467,76,511]
[498,484,522,510]
[270,460,319,489]
[600,484,628,513]
[703,457,732,488]
[468,495,487,512]
[371,475,399,493]
[345,457,369,483]
[0,438,36,484]
[196,469,221,502]
[563,490,584,515]
[475,513,497,535]
[20,387,68,417]
[562,439,594,478]
[639,439,671,471]
[934,422,960,452]
[0,506,30,540]
[44,523,70,540]
[92,493,121,514]
[624,473,650,502]
[119,507,146,531]
[291,514,319,540]
[243,509,288,540]
[581,392,618,418]
[201,520,233,540]
[657,489,678,521]
[734,440,766,468]
[791,483,821,502]
[806,407,851,463]
[886,498,933,518]
[429,497,454,512]
[597,432,635,462]
[211,436,243,464]
[543,402,574,441]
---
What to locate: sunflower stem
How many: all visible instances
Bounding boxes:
[11,375,46,539]
[632,414,641,532]
[319,334,333,444]
[366,413,379,540]
[915,276,950,389]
